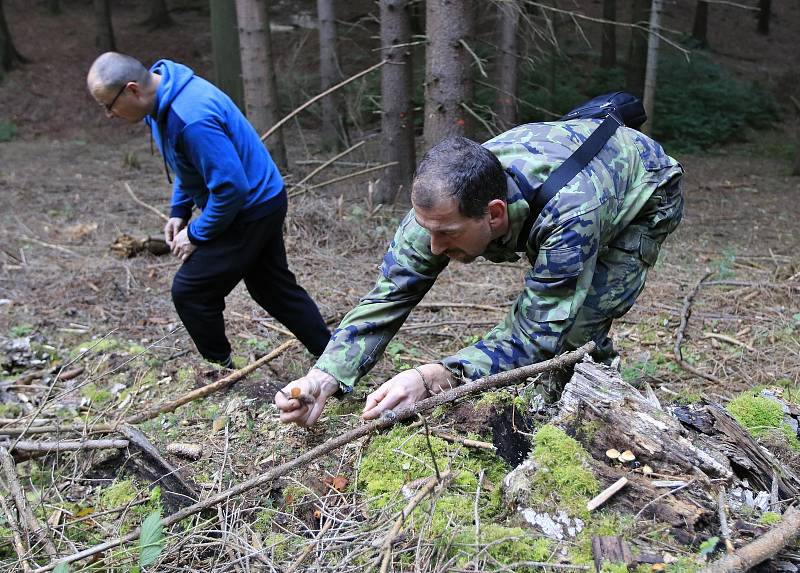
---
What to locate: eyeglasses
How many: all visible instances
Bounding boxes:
[101,83,128,112]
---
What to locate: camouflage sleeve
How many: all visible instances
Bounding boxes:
[314,211,449,391]
[439,209,601,382]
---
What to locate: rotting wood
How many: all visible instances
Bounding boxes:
[34,342,595,572]
[674,271,725,384]
[698,506,800,573]
[0,339,296,437]
[591,536,634,572]
[0,446,58,557]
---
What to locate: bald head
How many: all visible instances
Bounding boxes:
[87,52,150,92]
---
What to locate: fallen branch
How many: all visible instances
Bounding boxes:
[2,438,129,453]
[290,140,366,188]
[285,514,335,573]
[20,235,81,258]
[35,342,595,572]
[703,332,754,353]
[261,60,387,142]
[673,271,724,384]
[0,446,58,558]
[123,182,169,222]
[698,506,800,573]
[428,429,495,451]
[0,339,296,436]
[288,162,398,198]
[380,470,455,573]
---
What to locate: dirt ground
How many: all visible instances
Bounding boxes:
[1,0,800,571]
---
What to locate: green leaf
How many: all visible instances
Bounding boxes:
[139,509,164,567]
[699,536,719,558]
[53,563,69,573]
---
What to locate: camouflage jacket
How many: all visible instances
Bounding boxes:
[315,120,683,390]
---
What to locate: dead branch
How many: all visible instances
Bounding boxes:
[717,487,735,553]
[34,342,594,572]
[2,438,129,453]
[427,428,495,451]
[380,470,455,573]
[261,60,387,142]
[698,506,800,573]
[674,271,724,384]
[291,140,366,188]
[0,339,296,436]
[0,491,34,572]
[0,446,58,558]
[285,515,335,573]
[587,477,628,512]
[417,302,505,312]
[20,235,81,258]
[123,182,169,222]
[288,162,399,198]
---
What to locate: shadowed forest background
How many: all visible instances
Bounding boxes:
[1,0,800,572]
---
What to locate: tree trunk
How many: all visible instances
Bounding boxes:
[641,0,662,136]
[494,0,519,130]
[48,0,61,15]
[0,0,24,73]
[93,0,116,52]
[235,0,287,170]
[423,0,474,150]
[210,0,244,111]
[691,1,708,47]
[600,0,616,68]
[625,0,649,98]
[757,0,770,35]
[376,0,415,204]
[142,0,174,29]
[317,0,343,150]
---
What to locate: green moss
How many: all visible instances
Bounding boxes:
[529,425,599,514]
[81,382,112,406]
[99,480,138,510]
[601,563,629,573]
[176,367,195,385]
[727,394,783,437]
[475,389,515,409]
[759,511,782,525]
[453,524,551,566]
[0,403,23,418]
[253,508,278,533]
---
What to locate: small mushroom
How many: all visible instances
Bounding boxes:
[606,448,621,460]
[619,450,636,463]
[642,464,653,475]
[290,387,302,398]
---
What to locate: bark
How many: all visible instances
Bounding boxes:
[210,0,244,110]
[317,0,343,150]
[641,0,662,136]
[691,1,709,48]
[494,0,520,129]
[0,0,24,72]
[625,0,649,98]
[600,0,616,68]
[423,0,475,150]
[757,0,770,35]
[235,0,287,170]
[93,0,116,52]
[376,0,415,204]
[142,0,174,29]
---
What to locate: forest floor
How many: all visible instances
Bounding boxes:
[1,0,800,572]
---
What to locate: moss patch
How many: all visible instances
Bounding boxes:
[727,393,800,451]
[759,511,781,525]
[453,524,551,567]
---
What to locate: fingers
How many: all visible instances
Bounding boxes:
[363,383,389,416]
[362,383,407,420]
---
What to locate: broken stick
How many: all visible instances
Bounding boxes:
[674,271,724,384]
[34,342,595,573]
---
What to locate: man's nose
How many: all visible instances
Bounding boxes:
[430,235,447,256]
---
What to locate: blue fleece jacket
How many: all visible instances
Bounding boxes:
[144,60,285,243]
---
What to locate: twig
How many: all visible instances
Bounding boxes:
[0,446,58,557]
[417,302,505,313]
[291,140,366,188]
[587,477,629,512]
[0,491,34,572]
[717,487,735,554]
[633,480,695,522]
[379,471,455,573]
[123,182,169,222]
[35,343,594,572]
[673,271,724,384]
[285,516,335,573]
[2,438,129,453]
[20,235,81,258]
[703,332,755,353]
[460,102,498,137]
[428,429,495,451]
[0,339,296,436]
[698,506,800,573]
[288,162,398,197]
[474,469,484,543]
[419,415,441,481]
[261,60,387,142]
[459,39,488,78]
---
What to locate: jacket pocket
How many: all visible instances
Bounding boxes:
[527,246,584,321]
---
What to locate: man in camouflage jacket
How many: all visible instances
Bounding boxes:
[276,120,684,426]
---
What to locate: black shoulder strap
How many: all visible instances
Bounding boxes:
[514,116,621,252]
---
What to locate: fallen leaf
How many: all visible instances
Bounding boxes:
[332,476,349,492]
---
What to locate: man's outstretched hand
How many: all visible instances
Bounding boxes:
[275,368,339,427]
[362,363,454,420]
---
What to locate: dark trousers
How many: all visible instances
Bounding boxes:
[171,201,331,362]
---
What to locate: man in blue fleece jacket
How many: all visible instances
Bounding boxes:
[87,52,330,367]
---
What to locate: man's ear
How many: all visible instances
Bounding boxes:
[487,198,507,228]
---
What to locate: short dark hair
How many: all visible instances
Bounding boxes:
[411,136,506,219]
